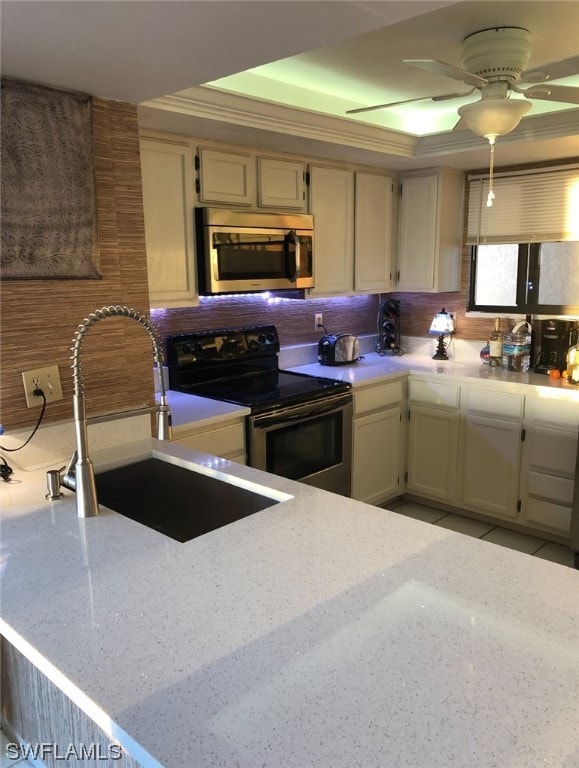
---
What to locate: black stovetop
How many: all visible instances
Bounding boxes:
[166,325,351,413]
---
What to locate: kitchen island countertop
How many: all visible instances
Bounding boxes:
[1,437,578,768]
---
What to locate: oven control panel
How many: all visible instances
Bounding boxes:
[167,325,280,369]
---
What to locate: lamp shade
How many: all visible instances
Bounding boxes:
[428,309,454,335]
[457,97,531,140]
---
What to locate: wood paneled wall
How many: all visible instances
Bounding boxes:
[1,98,154,431]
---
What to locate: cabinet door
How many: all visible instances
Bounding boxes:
[258,158,306,210]
[407,406,459,502]
[397,174,438,291]
[309,166,355,295]
[397,169,462,292]
[354,172,393,292]
[352,406,401,505]
[173,421,245,463]
[140,139,197,308]
[197,148,255,205]
[461,415,522,519]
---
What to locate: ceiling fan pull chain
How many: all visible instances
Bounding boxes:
[487,139,496,208]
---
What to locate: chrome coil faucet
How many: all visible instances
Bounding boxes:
[62,305,172,518]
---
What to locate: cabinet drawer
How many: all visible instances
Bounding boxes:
[528,397,579,426]
[527,423,578,475]
[465,389,524,418]
[524,497,571,535]
[408,379,459,409]
[528,470,575,505]
[174,423,245,458]
[354,380,403,415]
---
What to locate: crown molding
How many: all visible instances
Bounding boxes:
[140,87,419,158]
[415,109,579,157]
[141,86,579,162]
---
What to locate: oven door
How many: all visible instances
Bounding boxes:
[248,391,352,497]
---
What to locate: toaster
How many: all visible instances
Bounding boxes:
[318,334,360,366]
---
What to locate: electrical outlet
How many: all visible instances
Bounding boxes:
[314,312,323,332]
[21,364,63,408]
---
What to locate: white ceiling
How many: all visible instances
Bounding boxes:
[2,1,579,172]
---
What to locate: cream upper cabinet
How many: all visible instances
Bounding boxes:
[196,148,256,206]
[309,166,394,296]
[397,168,464,292]
[140,138,198,309]
[354,172,394,293]
[258,158,306,210]
[309,165,355,295]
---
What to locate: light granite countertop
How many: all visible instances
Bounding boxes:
[289,351,579,401]
[164,389,250,433]
[1,437,578,768]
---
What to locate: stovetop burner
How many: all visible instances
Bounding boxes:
[166,325,351,412]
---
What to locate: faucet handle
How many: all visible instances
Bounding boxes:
[60,451,78,491]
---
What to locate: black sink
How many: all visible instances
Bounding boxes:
[95,457,280,542]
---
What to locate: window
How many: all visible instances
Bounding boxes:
[466,164,579,315]
[469,241,579,314]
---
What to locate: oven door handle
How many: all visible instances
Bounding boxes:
[252,396,350,429]
[284,230,300,283]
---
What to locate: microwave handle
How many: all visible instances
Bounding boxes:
[284,230,300,283]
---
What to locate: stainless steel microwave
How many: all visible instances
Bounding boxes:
[195,207,314,295]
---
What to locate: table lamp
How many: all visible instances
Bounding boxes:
[428,308,455,360]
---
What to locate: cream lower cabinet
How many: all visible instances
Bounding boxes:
[406,376,579,539]
[520,397,579,536]
[406,378,460,503]
[352,379,405,505]
[407,405,460,503]
[461,414,522,520]
[459,388,524,521]
[173,418,246,464]
[140,139,197,308]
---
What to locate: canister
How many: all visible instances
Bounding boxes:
[502,321,532,372]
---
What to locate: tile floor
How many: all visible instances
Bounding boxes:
[389,499,576,567]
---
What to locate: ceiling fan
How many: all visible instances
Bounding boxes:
[347,26,579,140]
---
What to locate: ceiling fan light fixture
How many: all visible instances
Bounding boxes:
[457,96,531,139]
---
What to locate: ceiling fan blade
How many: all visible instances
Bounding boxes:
[520,83,579,105]
[521,55,579,84]
[432,88,475,102]
[404,59,487,88]
[346,89,474,115]
[346,95,434,114]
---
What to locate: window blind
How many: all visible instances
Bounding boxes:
[466,165,579,244]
